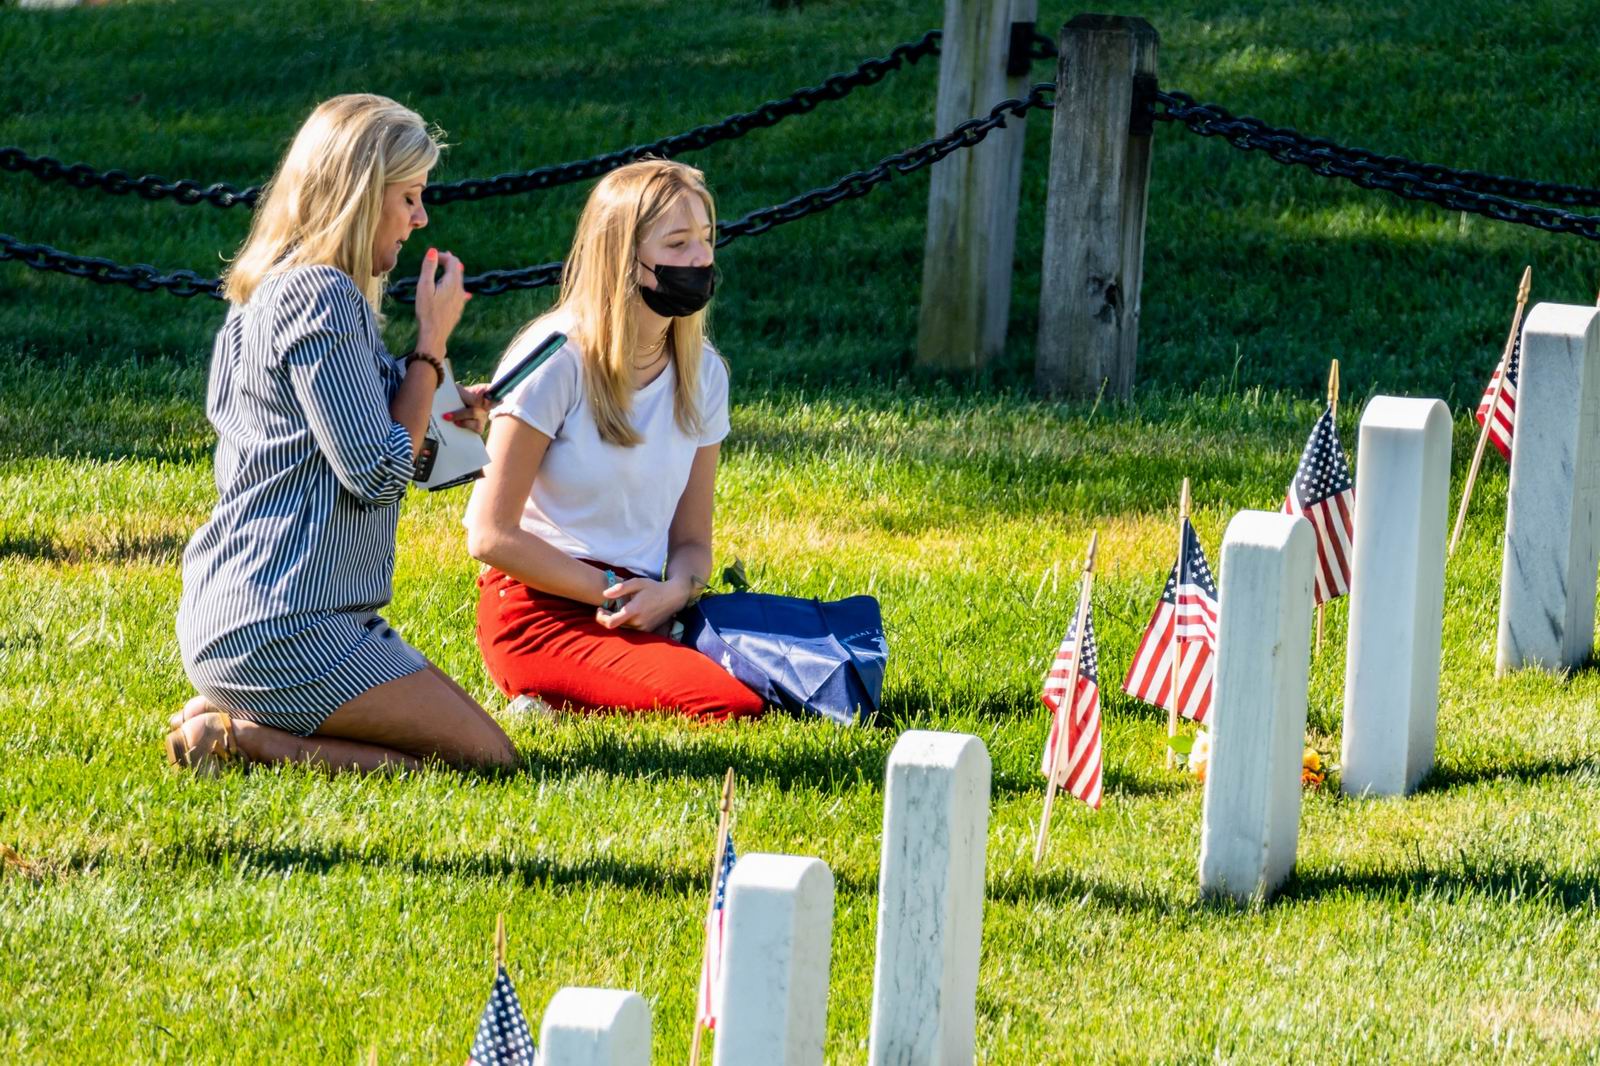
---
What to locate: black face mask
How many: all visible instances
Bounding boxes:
[639,262,716,317]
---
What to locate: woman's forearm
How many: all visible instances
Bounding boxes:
[390,359,441,456]
[470,524,611,605]
[664,541,712,603]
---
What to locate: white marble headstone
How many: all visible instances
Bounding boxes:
[713,853,835,1066]
[1497,302,1600,674]
[1341,396,1451,796]
[538,987,651,1066]
[867,731,990,1066]
[1198,511,1315,904]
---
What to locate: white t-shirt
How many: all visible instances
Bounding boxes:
[485,311,731,577]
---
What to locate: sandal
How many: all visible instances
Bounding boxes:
[165,711,241,778]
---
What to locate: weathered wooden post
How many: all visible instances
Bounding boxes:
[916,0,1038,370]
[1036,14,1159,400]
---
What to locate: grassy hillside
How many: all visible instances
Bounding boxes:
[3,1,1600,1062]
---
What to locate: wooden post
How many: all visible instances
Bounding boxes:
[1165,479,1189,769]
[1449,266,1532,556]
[1036,14,1159,399]
[915,0,1038,370]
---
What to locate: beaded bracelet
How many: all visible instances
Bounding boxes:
[404,350,446,385]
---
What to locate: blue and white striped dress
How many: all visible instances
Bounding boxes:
[177,265,429,735]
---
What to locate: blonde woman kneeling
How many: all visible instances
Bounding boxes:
[170,94,516,773]
[466,160,763,722]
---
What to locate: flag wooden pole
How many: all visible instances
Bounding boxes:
[1165,480,1191,769]
[494,912,507,972]
[1315,360,1340,654]
[1449,265,1533,556]
[688,768,736,1066]
[1034,531,1099,866]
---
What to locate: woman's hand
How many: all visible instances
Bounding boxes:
[414,248,470,356]
[445,383,492,435]
[597,575,693,633]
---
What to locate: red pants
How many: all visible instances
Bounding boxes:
[476,566,765,722]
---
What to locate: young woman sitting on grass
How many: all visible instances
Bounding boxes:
[168,94,516,774]
[465,159,764,722]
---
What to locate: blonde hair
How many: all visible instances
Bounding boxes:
[510,159,716,447]
[223,93,443,311]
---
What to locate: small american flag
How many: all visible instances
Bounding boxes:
[1474,325,1521,461]
[1284,407,1355,605]
[466,965,537,1066]
[1122,518,1219,723]
[1039,594,1102,809]
[696,835,737,1029]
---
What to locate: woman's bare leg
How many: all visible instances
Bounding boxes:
[231,715,423,773]
[170,703,423,774]
[167,664,515,774]
[314,666,516,769]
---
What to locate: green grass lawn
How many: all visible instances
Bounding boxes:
[5,0,1600,1062]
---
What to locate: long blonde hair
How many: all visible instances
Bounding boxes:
[511,160,716,447]
[223,93,443,312]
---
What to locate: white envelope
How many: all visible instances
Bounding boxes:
[411,361,491,491]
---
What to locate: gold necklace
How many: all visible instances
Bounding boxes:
[633,334,669,369]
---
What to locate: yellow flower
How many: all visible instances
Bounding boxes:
[1189,729,1211,783]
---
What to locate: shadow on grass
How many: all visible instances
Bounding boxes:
[987,867,1185,916]
[1280,858,1600,911]
[0,531,188,565]
[128,834,896,900]
[516,729,1098,799]
[512,706,1186,800]
[1415,752,1600,793]
[992,857,1600,916]
[162,837,709,895]
[516,729,895,797]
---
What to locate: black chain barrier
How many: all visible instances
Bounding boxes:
[426,30,943,206]
[387,82,1058,302]
[0,233,222,299]
[1,82,1055,304]
[1152,90,1600,238]
[1024,24,1600,211]
[0,30,944,211]
[13,62,1600,301]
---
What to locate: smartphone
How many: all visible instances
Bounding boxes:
[486,331,567,404]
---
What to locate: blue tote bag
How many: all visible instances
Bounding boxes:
[680,592,887,725]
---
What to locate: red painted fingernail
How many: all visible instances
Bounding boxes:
[426,247,437,258]
[442,412,455,422]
